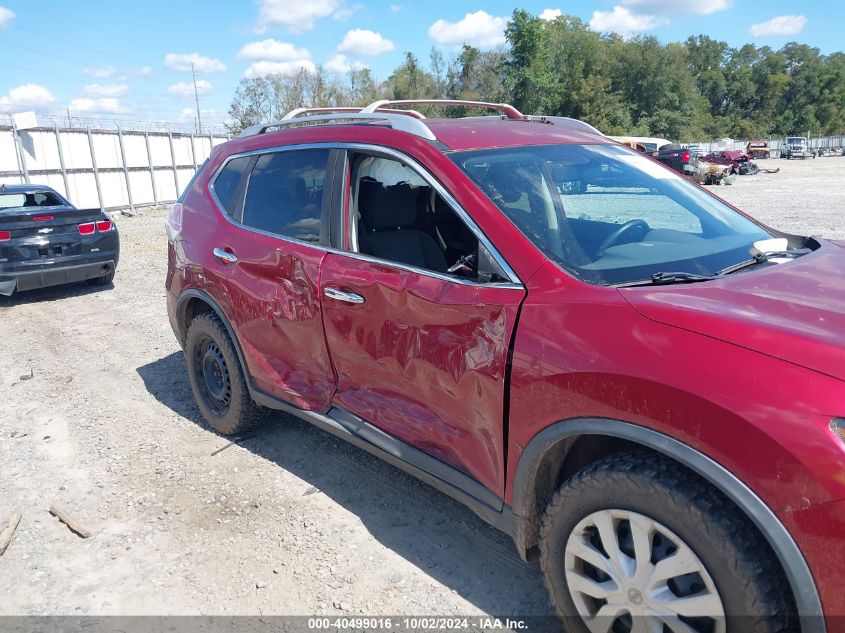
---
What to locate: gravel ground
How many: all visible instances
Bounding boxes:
[1,156,843,617]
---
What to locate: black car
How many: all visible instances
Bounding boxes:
[0,184,119,296]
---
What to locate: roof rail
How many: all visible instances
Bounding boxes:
[282,107,364,119]
[237,112,437,141]
[362,99,526,121]
[282,106,427,121]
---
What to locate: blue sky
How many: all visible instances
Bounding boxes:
[0,0,840,130]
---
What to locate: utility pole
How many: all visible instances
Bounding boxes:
[191,62,202,135]
[66,107,71,128]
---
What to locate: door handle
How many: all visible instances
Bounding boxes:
[324,287,365,304]
[213,247,238,263]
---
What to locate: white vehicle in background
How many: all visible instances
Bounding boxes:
[781,136,816,159]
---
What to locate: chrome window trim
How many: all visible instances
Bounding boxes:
[207,142,524,290]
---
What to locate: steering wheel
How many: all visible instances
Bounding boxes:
[596,219,650,257]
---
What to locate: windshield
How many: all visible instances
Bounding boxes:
[451,144,772,285]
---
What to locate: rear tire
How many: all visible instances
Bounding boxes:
[539,451,795,633]
[185,313,268,435]
[87,269,115,286]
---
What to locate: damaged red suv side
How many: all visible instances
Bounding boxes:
[166,100,844,632]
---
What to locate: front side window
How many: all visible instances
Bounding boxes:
[452,144,772,285]
[241,149,329,243]
[348,154,509,283]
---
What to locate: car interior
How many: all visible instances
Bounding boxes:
[349,155,487,280]
[0,191,66,210]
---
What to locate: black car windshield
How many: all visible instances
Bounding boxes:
[451,143,772,285]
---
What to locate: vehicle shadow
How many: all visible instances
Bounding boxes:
[137,352,554,619]
[0,280,114,307]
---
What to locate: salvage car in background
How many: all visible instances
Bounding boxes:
[746,141,771,159]
[0,184,119,296]
[610,136,699,177]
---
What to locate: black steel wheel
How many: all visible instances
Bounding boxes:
[184,313,268,435]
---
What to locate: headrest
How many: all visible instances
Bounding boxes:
[358,180,419,230]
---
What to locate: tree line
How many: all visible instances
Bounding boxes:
[228,9,845,142]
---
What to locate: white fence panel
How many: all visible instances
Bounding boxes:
[0,125,229,211]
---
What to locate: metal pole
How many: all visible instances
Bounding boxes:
[191,62,202,135]
[116,127,134,213]
[144,131,158,206]
[53,122,70,200]
[189,134,198,170]
[87,127,104,209]
[168,131,179,199]
[10,116,30,184]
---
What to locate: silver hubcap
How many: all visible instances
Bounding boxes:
[564,509,725,633]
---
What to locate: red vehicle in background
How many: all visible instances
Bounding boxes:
[166,100,844,632]
[699,149,749,174]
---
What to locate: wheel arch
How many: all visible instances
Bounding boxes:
[175,289,250,386]
[511,418,824,629]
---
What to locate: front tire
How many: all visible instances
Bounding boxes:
[185,313,267,435]
[539,452,794,633]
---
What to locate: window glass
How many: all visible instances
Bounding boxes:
[212,157,250,216]
[452,143,771,285]
[178,160,207,204]
[0,191,64,210]
[350,155,509,282]
[242,149,328,243]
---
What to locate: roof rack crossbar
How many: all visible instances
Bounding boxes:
[238,112,437,140]
[362,99,526,121]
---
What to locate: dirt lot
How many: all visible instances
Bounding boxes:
[1,156,843,617]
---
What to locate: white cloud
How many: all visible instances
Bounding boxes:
[390,4,403,13]
[84,65,125,80]
[0,6,15,28]
[82,83,129,98]
[237,39,311,62]
[243,60,317,78]
[333,4,364,21]
[68,97,128,114]
[164,53,226,73]
[750,15,807,37]
[337,29,395,56]
[539,8,562,21]
[620,0,732,15]
[0,84,54,113]
[139,66,152,77]
[256,0,340,33]
[167,79,213,97]
[325,54,367,73]
[178,107,218,123]
[428,11,508,49]
[588,6,666,39]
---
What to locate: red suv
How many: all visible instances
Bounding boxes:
[166,100,843,632]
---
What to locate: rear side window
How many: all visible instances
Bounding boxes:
[241,149,329,243]
[212,156,251,216]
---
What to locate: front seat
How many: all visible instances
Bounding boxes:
[357,181,447,273]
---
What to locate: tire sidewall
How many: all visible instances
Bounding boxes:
[543,470,765,629]
[185,316,245,434]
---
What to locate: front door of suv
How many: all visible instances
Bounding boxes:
[319,150,525,496]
